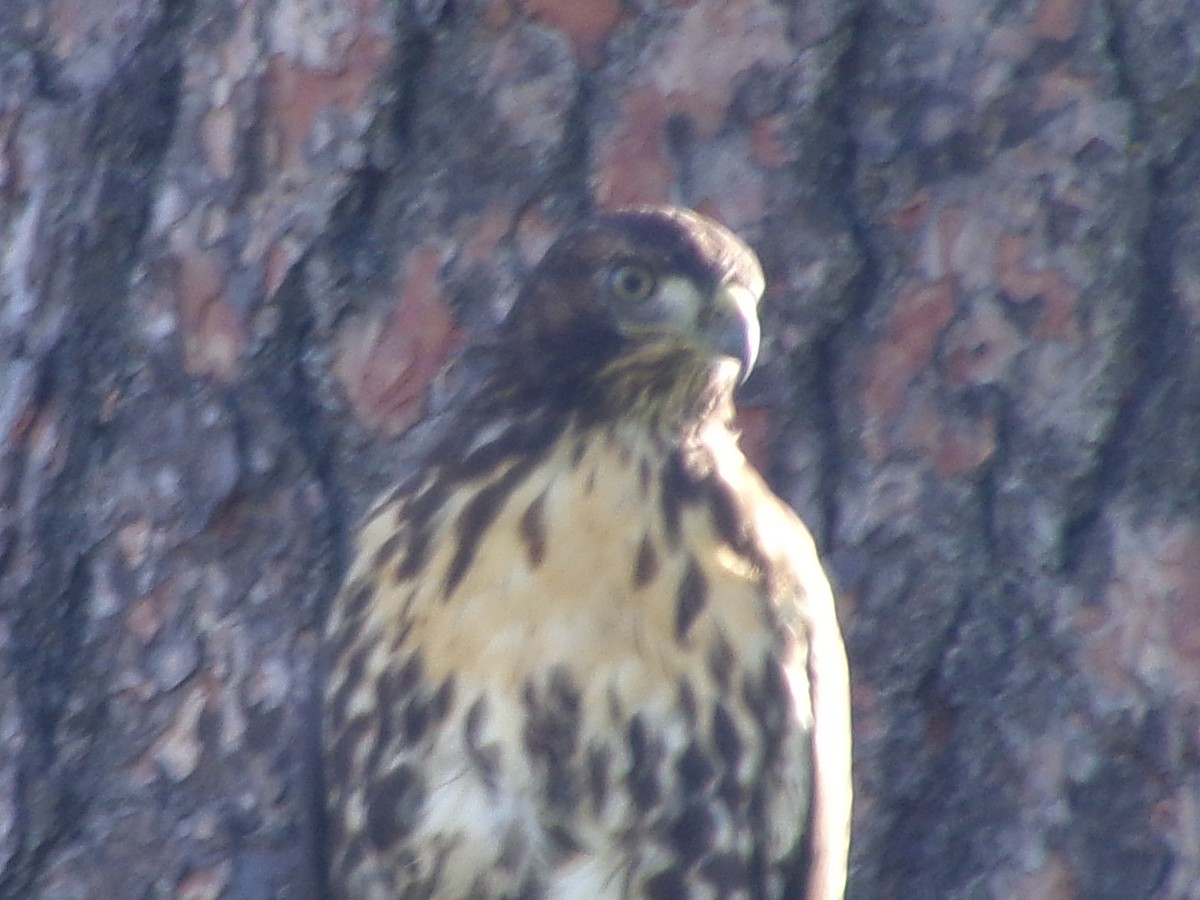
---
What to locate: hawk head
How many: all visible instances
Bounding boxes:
[499,207,764,422]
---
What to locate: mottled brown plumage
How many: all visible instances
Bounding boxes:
[322,207,851,899]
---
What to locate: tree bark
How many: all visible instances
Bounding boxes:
[0,0,1196,897]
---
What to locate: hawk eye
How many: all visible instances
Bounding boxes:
[607,264,657,303]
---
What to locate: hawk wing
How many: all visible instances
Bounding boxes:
[711,428,852,899]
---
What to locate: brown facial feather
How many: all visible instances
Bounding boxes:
[495,207,763,419]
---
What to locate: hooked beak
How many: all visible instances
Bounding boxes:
[705,281,761,382]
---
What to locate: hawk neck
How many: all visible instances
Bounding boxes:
[481,344,743,446]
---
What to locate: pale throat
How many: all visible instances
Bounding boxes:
[589,347,743,439]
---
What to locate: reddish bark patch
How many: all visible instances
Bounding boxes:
[201,104,237,180]
[894,396,997,478]
[1011,852,1081,900]
[734,405,770,474]
[593,87,676,210]
[1088,516,1200,707]
[1033,0,1083,41]
[1159,532,1200,679]
[1036,64,1099,112]
[650,0,791,138]
[458,207,512,267]
[931,415,997,479]
[861,278,956,440]
[127,593,165,645]
[996,234,1079,340]
[482,0,516,30]
[944,299,1021,387]
[519,0,623,68]
[178,246,246,382]
[892,189,933,235]
[177,865,231,900]
[334,244,464,436]
[749,116,789,168]
[264,27,390,172]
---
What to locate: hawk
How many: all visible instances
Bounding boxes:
[322,207,851,899]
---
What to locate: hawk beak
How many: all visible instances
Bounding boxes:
[708,282,761,382]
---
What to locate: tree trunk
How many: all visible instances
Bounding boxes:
[1,0,1196,897]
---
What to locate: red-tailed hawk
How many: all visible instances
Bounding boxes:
[323,207,851,898]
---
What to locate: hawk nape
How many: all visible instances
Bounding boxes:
[322,207,851,899]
